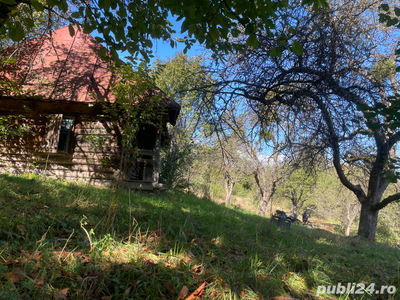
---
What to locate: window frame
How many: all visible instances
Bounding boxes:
[57,116,75,153]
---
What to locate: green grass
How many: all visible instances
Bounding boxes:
[0,173,399,299]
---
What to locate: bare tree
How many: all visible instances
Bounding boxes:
[214,102,299,214]
[220,141,251,204]
[344,202,362,236]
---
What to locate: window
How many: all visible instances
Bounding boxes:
[43,114,74,154]
[57,117,74,152]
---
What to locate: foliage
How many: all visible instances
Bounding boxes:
[0,58,25,96]
[0,0,328,63]
[0,173,399,299]
[152,53,213,141]
[189,145,223,199]
[276,168,317,214]
[108,63,163,148]
[93,63,166,185]
[153,53,214,189]
[160,140,193,188]
[1,0,68,47]
[0,115,30,142]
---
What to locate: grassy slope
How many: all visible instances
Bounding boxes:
[0,174,399,300]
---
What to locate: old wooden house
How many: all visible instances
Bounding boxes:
[0,26,180,190]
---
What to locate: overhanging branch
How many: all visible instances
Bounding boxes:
[373,192,400,211]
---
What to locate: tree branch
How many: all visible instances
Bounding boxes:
[373,192,400,211]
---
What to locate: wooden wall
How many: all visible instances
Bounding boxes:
[0,114,121,186]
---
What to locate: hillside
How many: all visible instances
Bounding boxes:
[0,174,398,299]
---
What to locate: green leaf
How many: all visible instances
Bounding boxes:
[23,17,34,29]
[245,34,259,48]
[209,26,219,40]
[98,0,105,9]
[71,11,80,18]
[364,112,376,119]
[0,0,16,5]
[98,47,106,58]
[269,47,282,57]
[58,0,68,12]
[187,7,196,20]
[292,41,303,56]
[9,22,24,42]
[319,0,329,8]
[367,122,381,130]
[110,47,118,61]
[386,171,398,183]
[379,13,390,23]
[381,4,390,11]
[395,7,400,16]
[181,19,189,34]
[387,17,399,26]
[277,35,288,47]
[68,24,75,37]
[31,0,44,11]
[231,28,240,38]
[356,103,370,111]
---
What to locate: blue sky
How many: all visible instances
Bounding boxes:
[118,16,206,65]
[148,38,205,64]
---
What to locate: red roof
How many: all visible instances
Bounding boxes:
[1,26,180,112]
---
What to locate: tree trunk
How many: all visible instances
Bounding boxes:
[345,202,361,236]
[224,172,235,205]
[225,181,234,204]
[256,168,276,215]
[345,220,353,236]
[345,210,358,236]
[258,193,269,215]
[357,202,379,239]
[292,204,298,215]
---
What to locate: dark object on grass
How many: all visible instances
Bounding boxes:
[273,210,291,229]
[275,210,287,219]
[287,213,298,223]
[302,210,310,225]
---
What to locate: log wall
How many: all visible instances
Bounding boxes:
[0,115,121,186]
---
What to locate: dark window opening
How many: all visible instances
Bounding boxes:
[129,161,154,182]
[57,117,74,152]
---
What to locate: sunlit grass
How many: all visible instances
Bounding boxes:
[0,173,399,299]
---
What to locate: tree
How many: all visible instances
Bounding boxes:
[211,0,400,239]
[205,95,300,214]
[152,53,213,188]
[0,0,328,62]
[219,137,253,205]
[277,169,316,215]
[313,169,362,236]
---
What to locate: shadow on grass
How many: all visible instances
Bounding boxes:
[0,174,399,300]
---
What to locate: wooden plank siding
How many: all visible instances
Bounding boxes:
[0,114,119,185]
[0,111,167,190]
[0,114,123,185]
